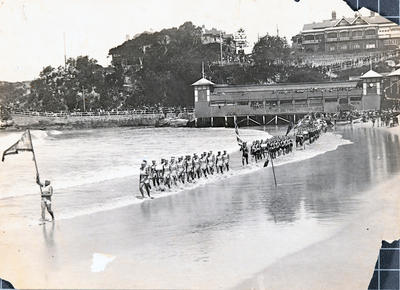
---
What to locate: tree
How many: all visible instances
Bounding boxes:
[252,35,291,66]
[287,66,327,83]
[251,34,293,83]
[108,22,223,106]
[29,66,68,111]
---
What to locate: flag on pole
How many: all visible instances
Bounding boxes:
[285,121,294,136]
[2,130,34,162]
[294,114,310,130]
[234,118,244,147]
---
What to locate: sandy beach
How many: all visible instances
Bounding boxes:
[235,124,400,290]
[0,125,400,289]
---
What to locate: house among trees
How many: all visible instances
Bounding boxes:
[200,26,233,45]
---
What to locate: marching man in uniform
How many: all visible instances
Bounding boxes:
[36,175,55,221]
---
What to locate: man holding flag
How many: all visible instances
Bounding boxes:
[234,118,250,166]
[2,129,55,222]
[36,176,55,221]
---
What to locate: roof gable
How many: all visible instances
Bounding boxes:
[351,16,369,26]
[191,78,215,86]
[388,68,400,77]
[335,17,351,27]
[360,70,383,79]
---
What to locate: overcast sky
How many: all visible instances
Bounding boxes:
[0,0,362,82]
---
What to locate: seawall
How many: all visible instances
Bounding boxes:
[10,113,164,130]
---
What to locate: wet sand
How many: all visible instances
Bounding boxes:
[235,124,400,290]
[234,173,400,290]
[1,126,400,289]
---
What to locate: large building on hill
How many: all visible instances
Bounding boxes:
[292,10,400,53]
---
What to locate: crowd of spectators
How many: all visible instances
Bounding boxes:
[10,105,194,118]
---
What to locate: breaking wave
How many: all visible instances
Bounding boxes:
[53,132,352,221]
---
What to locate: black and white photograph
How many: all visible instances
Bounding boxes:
[1,0,400,289]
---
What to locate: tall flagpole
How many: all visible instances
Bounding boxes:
[269,151,277,187]
[63,32,67,67]
[220,31,223,65]
[28,129,43,195]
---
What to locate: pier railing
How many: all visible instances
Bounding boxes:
[11,108,194,118]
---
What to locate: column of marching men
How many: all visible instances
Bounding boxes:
[138,151,230,198]
[138,119,327,199]
[240,136,294,166]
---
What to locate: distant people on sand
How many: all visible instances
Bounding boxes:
[137,114,336,198]
[138,150,231,198]
[334,110,399,128]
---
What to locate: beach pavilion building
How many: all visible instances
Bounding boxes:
[192,71,384,127]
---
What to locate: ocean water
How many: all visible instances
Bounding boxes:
[0,127,350,225]
[0,127,270,199]
[2,125,398,289]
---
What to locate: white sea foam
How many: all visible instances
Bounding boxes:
[0,127,271,199]
[47,130,63,136]
[1,128,350,211]
[52,132,352,221]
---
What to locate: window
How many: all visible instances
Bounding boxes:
[329,46,336,51]
[325,98,338,103]
[366,43,376,49]
[365,29,376,36]
[327,32,338,39]
[294,99,307,105]
[266,101,277,107]
[236,101,249,106]
[210,100,226,106]
[304,35,315,41]
[384,39,400,46]
[309,97,323,104]
[280,100,293,105]
[350,97,362,101]
[340,31,349,38]
[353,43,361,49]
[250,101,263,108]
[352,30,363,38]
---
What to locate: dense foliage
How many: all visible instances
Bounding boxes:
[7,22,329,112]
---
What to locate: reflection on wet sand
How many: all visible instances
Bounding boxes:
[2,127,400,289]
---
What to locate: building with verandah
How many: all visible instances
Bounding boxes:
[192,70,384,127]
[292,10,400,54]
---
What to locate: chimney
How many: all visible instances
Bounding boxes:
[332,11,337,20]
[370,10,375,17]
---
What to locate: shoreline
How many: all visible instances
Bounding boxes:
[0,131,349,226]
[233,124,400,290]
[233,172,400,290]
[0,125,396,289]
